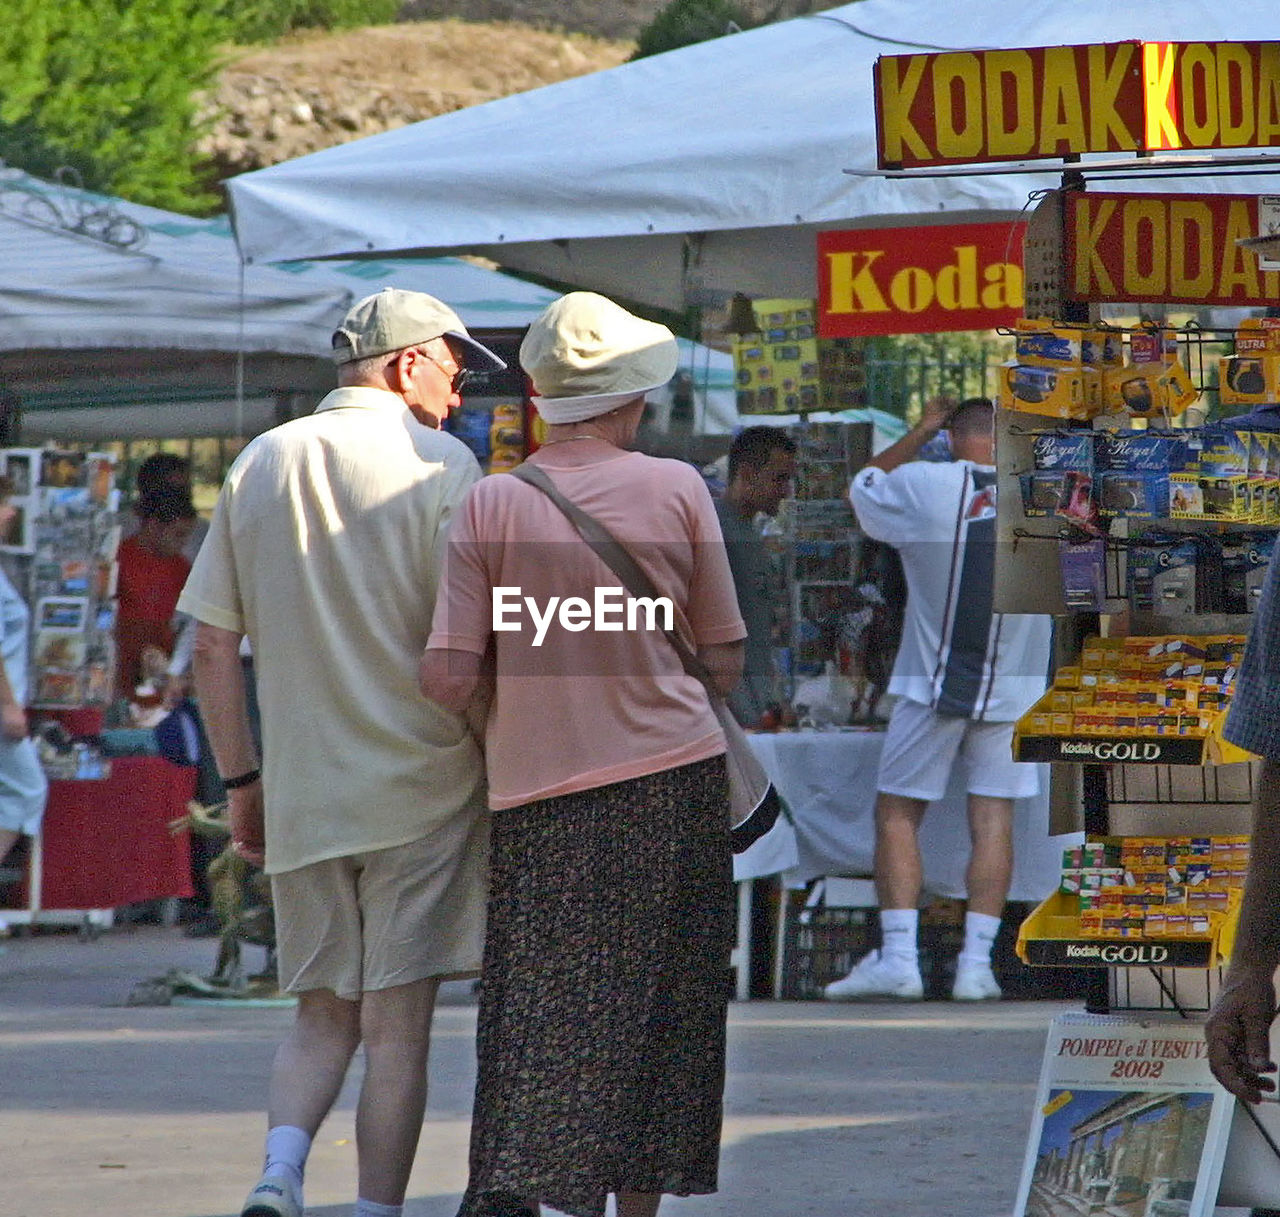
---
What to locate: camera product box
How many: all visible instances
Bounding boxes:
[1221,531,1275,614]
[1104,364,1199,417]
[1015,319,1091,367]
[1059,537,1107,611]
[1126,536,1200,615]
[1219,353,1280,406]
[1234,317,1280,356]
[1103,327,1199,417]
[1093,431,1190,519]
[999,362,1101,420]
[1022,431,1098,523]
[1197,429,1253,521]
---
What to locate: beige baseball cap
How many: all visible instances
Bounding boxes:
[332,287,506,371]
[520,292,678,422]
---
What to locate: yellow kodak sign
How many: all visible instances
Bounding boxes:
[1066,192,1280,306]
[875,41,1280,168]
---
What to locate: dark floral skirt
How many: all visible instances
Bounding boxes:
[457,754,734,1217]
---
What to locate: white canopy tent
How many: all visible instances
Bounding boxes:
[0,170,746,439]
[226,0,1280,316]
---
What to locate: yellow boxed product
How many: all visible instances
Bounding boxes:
[1235,317,1280,355]
[1014,319,1091,368]
[1080,640,1124,670]
[999,361,1102,420]
[1220,353,1280,405]
[1103,365,1168,416]
[1048,688,1075,713]
[1086,326,1126,370]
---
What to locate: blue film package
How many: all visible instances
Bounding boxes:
[1095,431,1191,473]
[1096,470,1169,518]
[1032,431,1094,472]
[1059,537,1107,611]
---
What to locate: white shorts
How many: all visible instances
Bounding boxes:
[876,696,1040,803]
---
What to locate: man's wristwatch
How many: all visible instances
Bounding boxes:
[222,768,261,790]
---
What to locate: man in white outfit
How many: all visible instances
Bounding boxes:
[825,397,1050,1002]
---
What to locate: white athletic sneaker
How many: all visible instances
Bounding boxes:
[241,1174,302,1217]
[951,960,1002,1002]
[823,950,924,1001]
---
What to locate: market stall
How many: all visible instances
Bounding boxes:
[852,30,1280,1215]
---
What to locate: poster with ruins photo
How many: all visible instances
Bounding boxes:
[1013,1013,1234,1217]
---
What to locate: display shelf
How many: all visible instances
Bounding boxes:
[1016,889,1239,970]
[1013,717,1252,766]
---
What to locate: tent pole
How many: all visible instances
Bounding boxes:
[235,256,246,440]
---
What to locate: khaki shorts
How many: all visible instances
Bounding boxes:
[271,794,489,1000]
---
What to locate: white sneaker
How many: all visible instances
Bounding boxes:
[241,1174,302,1217]
[951,960,1002,1001]
[823,950,924,1001]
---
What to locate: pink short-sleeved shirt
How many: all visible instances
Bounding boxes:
[427,440,746,809]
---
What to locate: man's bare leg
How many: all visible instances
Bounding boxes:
[964,794,1014,917]
[355,976,439,1205]
[873,792,929,909]
[268,988,363,1134]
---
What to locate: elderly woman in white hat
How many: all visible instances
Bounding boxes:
[420,292,746,1217]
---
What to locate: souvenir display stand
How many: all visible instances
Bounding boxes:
[989,176,1279,1217]
[0,448,196,932]
[859,36,1280,1211]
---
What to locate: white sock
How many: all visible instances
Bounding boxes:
[960,911,1002,966]
[263,1124,311,1195]
[879,908,919,965]
[355,1200,403,1217]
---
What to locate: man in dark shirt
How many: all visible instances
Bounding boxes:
[714,427,797,727]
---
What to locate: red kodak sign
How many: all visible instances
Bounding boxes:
[875,41,1280,169]
[817,222,1025,337]
[1066,192,1280,306]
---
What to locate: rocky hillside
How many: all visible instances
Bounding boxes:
[201,2,844,179]
[200,21,631,180]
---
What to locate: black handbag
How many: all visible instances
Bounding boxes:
[510,462,781,852]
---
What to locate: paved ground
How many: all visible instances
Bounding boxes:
[0,922,1238,1217]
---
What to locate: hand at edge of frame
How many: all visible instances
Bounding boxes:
[1206,966,1279,1103]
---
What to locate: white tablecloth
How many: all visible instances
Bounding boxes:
[742,729,1073,901]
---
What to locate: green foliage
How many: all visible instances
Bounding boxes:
[0,0,229,211]
[0,0,402,213]
[631,0,756,61]
[226,0,399,44]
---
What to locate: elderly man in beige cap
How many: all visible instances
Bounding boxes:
[179,288,504,1217]
[422,292,745,1217]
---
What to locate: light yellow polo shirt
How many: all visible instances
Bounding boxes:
[178,387,484,874]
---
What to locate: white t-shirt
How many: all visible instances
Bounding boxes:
[178,386,485,874]
[849,460,1050,722]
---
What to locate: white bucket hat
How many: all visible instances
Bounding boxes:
[520,292,679,423]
